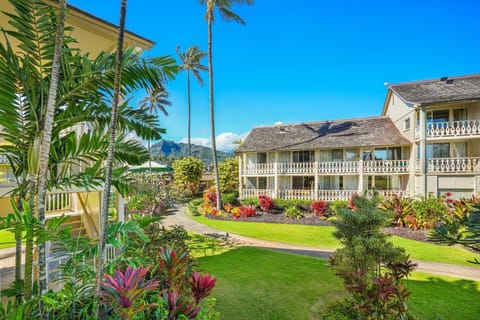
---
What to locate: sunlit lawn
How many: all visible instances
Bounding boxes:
[198,247,480,320]
[0,230,18,249]
[190,213,480,267]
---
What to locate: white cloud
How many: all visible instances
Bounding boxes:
[274,121,283,126]
[180,131,249,152]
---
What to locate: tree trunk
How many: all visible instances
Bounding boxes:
[36,0,67,298]
[97,0,127,309]
[207,8,223,211]
[14,198,23,302]
[187,70,191,157]
[24,185,36,301]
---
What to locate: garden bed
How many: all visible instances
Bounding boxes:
[205,211,431,242]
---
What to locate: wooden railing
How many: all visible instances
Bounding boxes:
[45,192,72,213]
[427,120,480,138]
[427,157,480,173]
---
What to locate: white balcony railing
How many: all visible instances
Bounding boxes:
[318,189,357,201]
[242,163,275,175]
[377,190,410,198]
[278,162,315,174]
[318,161,359,174]
[241,189,275,199]
[427,120,480,138]
[241,160,410,175]
[280,189,315,200]
[427,157,480,173]
[363,160,410,174]
[45,192,72,213]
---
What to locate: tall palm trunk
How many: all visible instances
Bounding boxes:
[207,7,222,211]
[97,0,127,296]
[187,70,192,157]
[36,0,67,296]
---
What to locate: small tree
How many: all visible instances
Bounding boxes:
[172,157,203,196]
[329,195,416,319]
[218,157,238,193]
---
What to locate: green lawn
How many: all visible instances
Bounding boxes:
[190,213,480,267]
[198,247,480,320]
[0,230,17,249]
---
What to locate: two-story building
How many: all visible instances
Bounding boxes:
[236,74,480,201]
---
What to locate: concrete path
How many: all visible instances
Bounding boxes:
[162,206,480,281]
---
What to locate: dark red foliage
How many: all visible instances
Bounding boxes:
[310,201,328,216]
[189,272,217,305]
[239,206,257,218]
[258,194,274,212]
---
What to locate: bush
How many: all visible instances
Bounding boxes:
[274,198,312,210]
[233,206,257,219]
[379,195,417,229]
[284,206,303,219]
[258,194,274,212]
[310,201,328,217]
[413,195,448,229]
[240,197,258,207]
[222,192,239,205]
[328,199,349,216]
[320,298,358,320]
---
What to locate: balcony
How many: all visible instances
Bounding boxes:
[427,157,480,174]
[240,160,410,176]
[240,189,408,201]
[415,120,480,139]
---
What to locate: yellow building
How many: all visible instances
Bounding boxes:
[0,1,154,238]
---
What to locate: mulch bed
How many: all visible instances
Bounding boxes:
[205,211,431,243]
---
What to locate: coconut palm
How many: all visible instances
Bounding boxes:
[199,0,253,210]
[139,86,171,172]
[176,46,207,156]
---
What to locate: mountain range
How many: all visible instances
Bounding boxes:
[150,140,233,164]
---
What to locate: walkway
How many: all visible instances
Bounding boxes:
[162,206,480,281]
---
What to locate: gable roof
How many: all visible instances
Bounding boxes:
[389,74,480,105]
[236,116,411,153]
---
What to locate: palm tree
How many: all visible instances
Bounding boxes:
[176,46,207,156]
[199,0,253,210]
[97,0,128,291]
[139,86,171,172]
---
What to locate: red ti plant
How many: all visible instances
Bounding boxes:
[189,271,217,304]
[310,201,328,217]
[258,194,274,212]
[155,246,190,290]
[239,205,257,218]
[163,289,200,320]
[98,266,159,320]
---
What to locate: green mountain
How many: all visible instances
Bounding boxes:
[150,140,233,165]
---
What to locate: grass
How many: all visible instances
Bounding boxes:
[190,213,480,267]
[198,246,480,320]
[0,230,18,249]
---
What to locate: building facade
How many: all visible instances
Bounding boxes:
[236,74,480,201]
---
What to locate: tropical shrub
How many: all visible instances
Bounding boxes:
[273,198,312,210]
[99,266,159,320]
[330,195,416,319]
[284,206,303,219]
[412,195,448,229]
[310,201,328,217]
[221,192,239,205]
[218,157,239,193]
[238,206,257,218]
[127,173,174,215]
[327,199,349,216]
[379,195,417,229]
[173,157,203,197]
[258,194,274,212]
[202,186,218,215]
[240,197,258,207]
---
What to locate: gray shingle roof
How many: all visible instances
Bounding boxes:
[236,116,411,153]
[391,74,480,105]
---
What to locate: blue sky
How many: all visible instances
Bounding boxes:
[69,0,479,151]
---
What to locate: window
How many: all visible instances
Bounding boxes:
[427,143,450,158]
[292,176,314,190]
[345,149,358,161]
[257,152,267,163]
[453,108,467,122]
[375,147,401,160]
[428,109,449,123]
[332,149,343,162]
[318,176,343,190]
[293,150,314,163]
[319,149,343,162]
[258,177,267,189]
[404,118,410,130]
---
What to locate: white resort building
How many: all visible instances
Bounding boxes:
[236,74,480,201]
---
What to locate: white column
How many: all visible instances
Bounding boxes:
[314,160,319,200]
[358,148,364,193]
[238,155,243,199]
[419,105,427,196]
[274,152,278,198]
